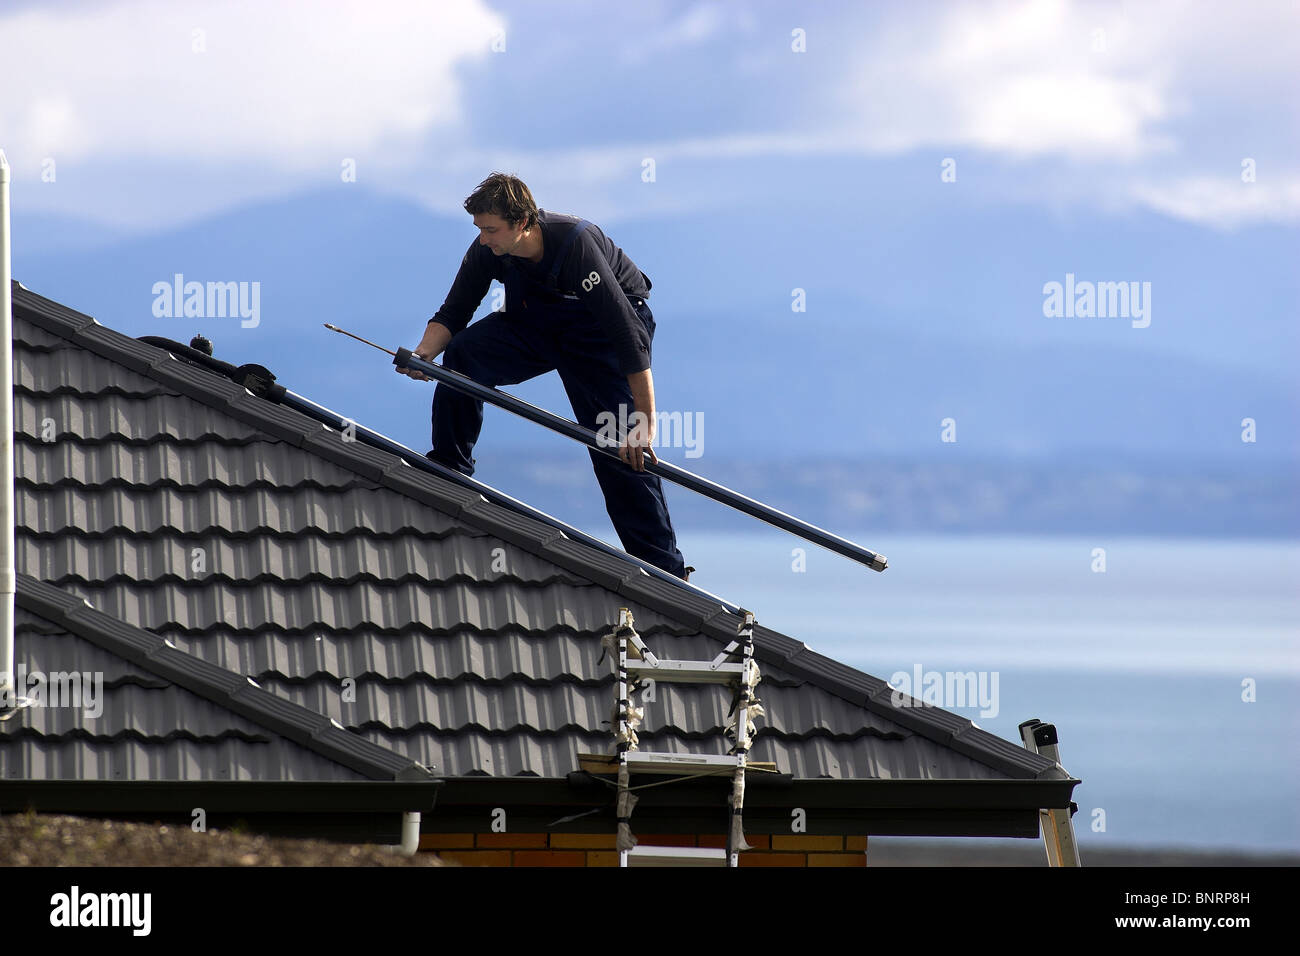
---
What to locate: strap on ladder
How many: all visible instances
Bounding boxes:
[726,612,757,865]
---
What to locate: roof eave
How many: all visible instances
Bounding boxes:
[0,778,444,815]
[419,773,1079,838]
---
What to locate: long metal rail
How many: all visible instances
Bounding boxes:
[321,324,887,572]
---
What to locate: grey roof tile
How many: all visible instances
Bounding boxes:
[6,585,433,782]
[19,529,588,589]
[15,485,464,538]
[15,347,169,395]
[15,393,264,443]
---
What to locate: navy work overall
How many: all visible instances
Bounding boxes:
[429,219,687,578]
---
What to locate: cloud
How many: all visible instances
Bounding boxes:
[827,0,1300,225]
[618,0,754,67]
[838,0,1172,160]
[473,0,1300,229]
[0,0,502,166]
[622,0,1300,228]
[1129,176,1300,230]
[3,0,1295,233]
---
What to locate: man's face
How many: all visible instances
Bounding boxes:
[473,212,526,256]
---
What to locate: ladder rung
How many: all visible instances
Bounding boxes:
[624,752,741,775]
[625,846,728,867]
[627,660,744,684]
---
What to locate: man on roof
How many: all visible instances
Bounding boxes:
[399,172,691,582]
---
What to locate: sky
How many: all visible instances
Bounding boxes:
[1,0,1297,469]
[2,0,1297,232]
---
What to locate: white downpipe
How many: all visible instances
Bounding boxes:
[399,811,421,856]
[0,149,15,711]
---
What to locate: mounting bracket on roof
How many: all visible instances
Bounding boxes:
[136,336,287,401]
[233,363,282,399]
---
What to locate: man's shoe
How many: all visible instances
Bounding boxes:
[426,449,474,477]
[681,565,696,583]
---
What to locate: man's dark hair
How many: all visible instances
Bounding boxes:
[464,172,539,229]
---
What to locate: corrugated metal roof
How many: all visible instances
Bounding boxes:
[8,280,1058,785]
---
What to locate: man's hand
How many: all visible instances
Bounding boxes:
[619,411,659,472]
[397,322,452,380]
[621,368,659,471]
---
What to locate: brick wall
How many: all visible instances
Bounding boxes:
[421,832,867,866]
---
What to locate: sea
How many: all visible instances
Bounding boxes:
[673,531,1300,853]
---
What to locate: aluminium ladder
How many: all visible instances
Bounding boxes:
[605,607,763,867]
[1019,719,1082,866]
